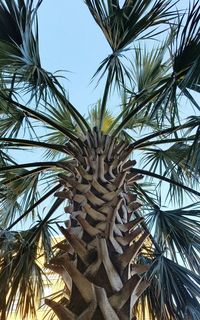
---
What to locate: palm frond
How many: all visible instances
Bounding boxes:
[130,116,200,149]
[145,203,200,272]
[0,0,63,102]
[86,0,177,102]
[134,256,200,320]
[131,167,200,198]
[0,221,55,319]
[0,158,65,228]
[0,137,67,154]
[112,2,200,132]
[41,99,78,159]
[86,0,177,127]
[0,93,80,141]
[130,44,170,93]
[88,99,117,131]
[0,166,41,227]
[86,0,176,50]
[7,183,62,231]
[140,142,200,205]
[173,1,200,92]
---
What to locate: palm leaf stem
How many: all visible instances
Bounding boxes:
[110,89,162,135]
[0,161,69,172]
[134,210,161,254]
[7,183,62,231]
[133,184,162,254]
[130,122,199,149]
[28,197,64,244]
[0,138,67,153]
[0,94,80,142]
[132,168,200,197]
[2,167,47,185]
[138,136,196,148]
[110,72,192,136]
[99,68,112,129]
[182,88,200,111]
[51,83,91,134]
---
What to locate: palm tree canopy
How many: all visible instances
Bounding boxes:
[0,1,200,319]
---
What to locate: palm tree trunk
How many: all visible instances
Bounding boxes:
[45,128,149,319]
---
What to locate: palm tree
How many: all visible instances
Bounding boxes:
[0,0,200,319]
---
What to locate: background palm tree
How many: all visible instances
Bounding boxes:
[0,0,200,319]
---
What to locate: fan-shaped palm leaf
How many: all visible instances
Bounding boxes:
[0,220,56,320]
[145,203,200,272]
[134,256,200,320]
[173,1,200,92]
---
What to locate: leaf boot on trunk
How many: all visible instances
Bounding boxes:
[45,128,150,320]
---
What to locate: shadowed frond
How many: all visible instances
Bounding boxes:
[140,141,200,205]
[145,203,200,272]
[0,0,91,135]
[0,221,55,320]
[0,166,41,227]
[173,1,200,92]
[0,0,58,101]
[134,256,200,320]
[0,156,68,228]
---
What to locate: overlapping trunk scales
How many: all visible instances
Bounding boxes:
[45,129,150,320]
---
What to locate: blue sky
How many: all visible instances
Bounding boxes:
[38,1,109,115]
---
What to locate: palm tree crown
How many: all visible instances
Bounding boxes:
[0,1,200,319]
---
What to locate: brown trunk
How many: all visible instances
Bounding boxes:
[45,128,149,319]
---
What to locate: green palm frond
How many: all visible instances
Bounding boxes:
[0,166,41,227]
[106,95,161,136]
[145,203,200,272]
[86,0,177,128]
[7,183,62,232]
[131,182,159,209]
[0,0,89,135]
[0,106,28,138]
[127,40,179,127]
[184,117,200,175]
[0,0,62,102]
[44,102,76,134]
[0,72,38,138]
[134,256,200,320]
[111,1,200,132]
[0,93,80,141]
[86,0,173,50]
[140,141,200,205]
[131,116,200,149]
[130,44,170,93]
[41,99,78,159]
[173,1,200,92]
[0,221,54,319]
[0,157,65,228]
[87,0,176,49]
[131,167,200,199]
